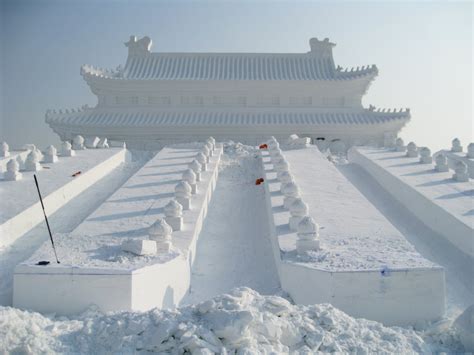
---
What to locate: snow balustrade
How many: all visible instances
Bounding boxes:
[349,142,473,260]
[14,138,222,315]
[0,137,127,247]
[258,137,445,326]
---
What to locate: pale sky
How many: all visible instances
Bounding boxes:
[0,0,472,152]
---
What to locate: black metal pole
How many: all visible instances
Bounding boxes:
[33,174,60,264]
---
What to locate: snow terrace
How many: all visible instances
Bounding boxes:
[14,143,222,314]
[0,145,128,247]
[350,146,474,259]
[260,141,445,325]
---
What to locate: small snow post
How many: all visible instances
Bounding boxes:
[33,174,60,264]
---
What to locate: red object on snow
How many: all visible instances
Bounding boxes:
[259,144,268,149]
[71,171,82,177]
[255,178,265,185]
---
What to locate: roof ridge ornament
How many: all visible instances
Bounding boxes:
[125,35,152,56]
[309,37,335,57]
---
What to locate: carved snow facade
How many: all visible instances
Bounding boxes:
[46,36,410,150]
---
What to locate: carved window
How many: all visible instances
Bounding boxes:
[115,96,139,105]
[212,96,247,106]
[148,96,171,105]
[256,96,280,106]
[181,96,204,106]
[289,96,312,106]
[322,97,345,107]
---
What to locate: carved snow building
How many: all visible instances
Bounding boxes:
[46,35,410,150]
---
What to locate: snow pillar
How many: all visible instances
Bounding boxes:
[296,216,321,254]
[164,199,183,231]
[435,153,449,172]
[61,141,76,157]
[281,181,300,209]
[451,138,463,153]
[189,160,202,182]
[406,142,418,158]
[419,147,432,164]
[43,145,58,163]
[3,159,22,181]
[72,135,86,150]
[395,138,406,152]
[453,161,469,182]
[148,218,173,253]
[183,168,198,194]
[175,181,192,210]
[289,198,309,231]
[24,150,42,172]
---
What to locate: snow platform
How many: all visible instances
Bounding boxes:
[349,147,473,259]
[0,148,130,247]
[260,146,445,326]
[13,145,222,315]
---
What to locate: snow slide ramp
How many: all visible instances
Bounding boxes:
[182,144,280,304]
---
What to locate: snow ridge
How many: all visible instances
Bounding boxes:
[1,288,453,354]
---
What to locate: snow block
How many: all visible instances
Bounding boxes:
[122,239,157,256]
[260,146,445,326]
[13,145,223,315]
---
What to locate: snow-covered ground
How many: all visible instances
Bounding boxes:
[182,143,280,305]
[0,287,463,354]
[0,142,470,353]
[268,147,438,272]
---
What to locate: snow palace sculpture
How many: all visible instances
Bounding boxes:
[45,35,410,150]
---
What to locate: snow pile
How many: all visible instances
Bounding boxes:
[1,287,460,354]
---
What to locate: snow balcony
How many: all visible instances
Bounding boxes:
[259,143,445,326]
[348,146,473,260]
[13,143,222,315]
[1,143,130,247]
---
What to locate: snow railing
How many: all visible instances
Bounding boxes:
[349,145,473,259]
[433,138,474,179]
[14,139,222,315]
[0,138,127,247]
[259,139,445,326]
[267,137,321,254]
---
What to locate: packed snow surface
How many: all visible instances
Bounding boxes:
[0,148,124,223]
[22,147,215,269]
[265,147,439,271]
[1,287,462,354]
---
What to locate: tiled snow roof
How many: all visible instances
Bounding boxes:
[120,54,376,81]
[80,36,378,81]
[46,108,410,127]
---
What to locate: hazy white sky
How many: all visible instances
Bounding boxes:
[0,0,472,152]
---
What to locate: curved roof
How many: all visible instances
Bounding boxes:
[80,36,377,82]
[46,108,410,127]
[81,57,377,81]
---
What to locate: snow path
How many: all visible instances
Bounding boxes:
[182,145,280,305]
[0,152,151,306]
[337,162,474,318]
